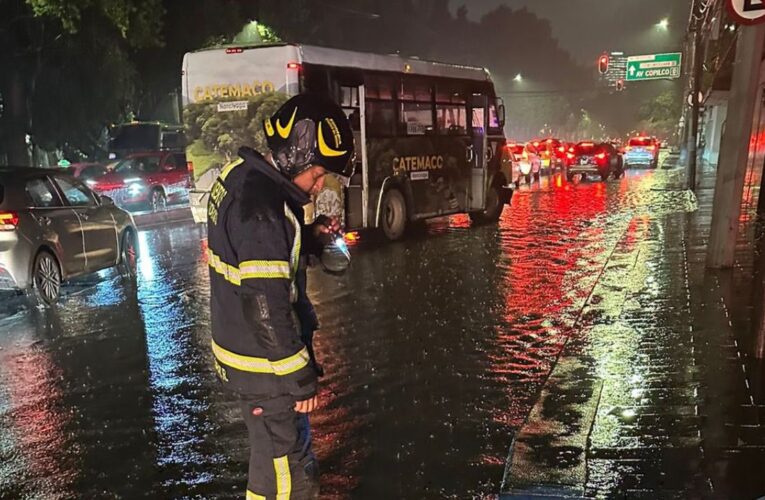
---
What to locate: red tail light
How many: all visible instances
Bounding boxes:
[187,160,194,174]
[287,62,301,70]
[566,153,575,159]
[0,211,19,231]
[646,145,655,151]
[596,153,606,160]
[558,146,565,153]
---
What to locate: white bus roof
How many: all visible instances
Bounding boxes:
[192,43,492,82]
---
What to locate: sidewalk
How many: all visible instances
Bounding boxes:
[500,157,765,498]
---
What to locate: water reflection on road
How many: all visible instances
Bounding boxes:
[0,169,685,498]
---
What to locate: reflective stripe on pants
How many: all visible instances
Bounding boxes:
[241,399,318,500]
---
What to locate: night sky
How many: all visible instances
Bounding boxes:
[450,0,690,64]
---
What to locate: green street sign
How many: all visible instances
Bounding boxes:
[625,52,683,82]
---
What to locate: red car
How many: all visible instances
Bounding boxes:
[87,151,190,212]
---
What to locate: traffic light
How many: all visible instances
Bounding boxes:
[598,54,609,75]
[616,79,625,91]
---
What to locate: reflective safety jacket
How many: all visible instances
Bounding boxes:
[207,147,321,400]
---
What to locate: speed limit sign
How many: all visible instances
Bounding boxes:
[727,0,765,24]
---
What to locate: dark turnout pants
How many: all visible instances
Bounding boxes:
[240,395,319,500]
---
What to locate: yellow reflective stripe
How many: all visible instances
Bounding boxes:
[284,204,301,303]
[239,260,290,280]
[208,248,241,286]
[271,348,311,375]
[284,204,301,276]
[208,249,290,285]
[220,158,244,181]
[212,340,310,376]
[246,491,266,500]
[274,455,292,500]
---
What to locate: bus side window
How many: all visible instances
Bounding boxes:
[365,74,397,137]
[366,101,396,136]
[436,105,466,135]
[435,81,467,135]
[399,78,434,136]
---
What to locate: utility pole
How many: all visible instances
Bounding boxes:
[706,24,765,269]
[687,30,704,191]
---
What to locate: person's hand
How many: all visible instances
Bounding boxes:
[313,216,341,237]
[295,395,319,413]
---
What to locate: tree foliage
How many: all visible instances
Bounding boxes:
[0,0,163,164]
[637,89,683,140]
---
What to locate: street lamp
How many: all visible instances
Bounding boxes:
[514,73,523,82]
[657,18,669,30]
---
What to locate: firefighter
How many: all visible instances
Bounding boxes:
[206,93,354,499]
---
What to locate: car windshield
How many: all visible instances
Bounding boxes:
[116,156,161,173]
[629,137,654,147]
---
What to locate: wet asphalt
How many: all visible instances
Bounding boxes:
[0,167,691,499]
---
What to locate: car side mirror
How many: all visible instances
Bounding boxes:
[496,98,506,128]
[100,195,115,206]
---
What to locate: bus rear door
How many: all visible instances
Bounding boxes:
[339,85,368,230]
[468,94,489,211]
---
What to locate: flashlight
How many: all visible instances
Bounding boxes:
[321,230,351,274]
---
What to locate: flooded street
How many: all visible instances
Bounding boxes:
[0,167,698,499]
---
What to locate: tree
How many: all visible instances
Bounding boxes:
[637,88,683,141]
[0,0,163,165]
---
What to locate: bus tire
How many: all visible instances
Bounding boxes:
[470,183,504,225]
[380,188,407,241]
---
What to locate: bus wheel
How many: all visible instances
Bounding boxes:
[381,189,407,241]
[470,184,503,225]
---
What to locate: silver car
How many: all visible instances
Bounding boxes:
[0,167,138,304]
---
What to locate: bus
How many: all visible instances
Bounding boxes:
[182,43,512,240]
[108,122,186,159]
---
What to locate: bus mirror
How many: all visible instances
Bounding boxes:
[497,98,506,128]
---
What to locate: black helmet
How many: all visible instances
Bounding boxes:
[264,93,355,184]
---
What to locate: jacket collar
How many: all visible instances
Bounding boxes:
[237,147,310,208]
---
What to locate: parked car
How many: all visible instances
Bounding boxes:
[565,141,614,181]
[504,142,542,186]
[87,151,190,212]
[0,168,138,305]
[624,136,659,168]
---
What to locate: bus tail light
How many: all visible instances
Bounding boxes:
[0,212,19,231]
